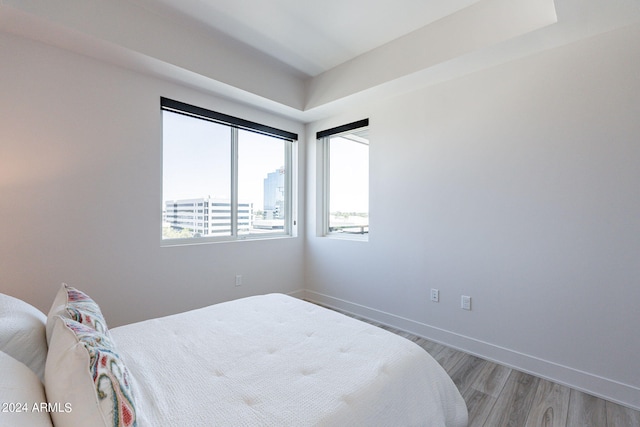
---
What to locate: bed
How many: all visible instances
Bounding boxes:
[1,285,468,427]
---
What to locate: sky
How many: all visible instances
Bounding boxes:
[330,135,369,214]
[162,111,284,210]
[163,110,369,215]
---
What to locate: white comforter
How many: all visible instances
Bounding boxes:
[111,294,468,427]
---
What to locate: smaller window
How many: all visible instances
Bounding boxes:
[318,119,369,240]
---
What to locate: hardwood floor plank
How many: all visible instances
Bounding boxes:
[463,388,497,427]
[566,390,607,427]
[433,346,467,373]
[424,341,447,358]
[483,371,540,427]
[606,400,640,426]
[448,354,487,396]
[472,361,512,398]
[524,379,571,427]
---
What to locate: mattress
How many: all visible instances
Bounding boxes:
[111,294,468,426]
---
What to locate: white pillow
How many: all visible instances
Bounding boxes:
[45,316,137,427]
[46,283,110,345]
[0,351,54,427]
[0,293,48,382]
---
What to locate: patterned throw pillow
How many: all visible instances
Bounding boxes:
[46,284,110,344]
[64,286,110,335]
[45,316,137,427]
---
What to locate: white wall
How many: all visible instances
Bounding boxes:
[0,32,305,326]
[305,24,640,409]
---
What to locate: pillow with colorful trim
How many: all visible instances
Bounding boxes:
[45,316,137,427]
[46,284,110,344]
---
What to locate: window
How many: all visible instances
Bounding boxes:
[318,119,369,239]
[161,98,297,243]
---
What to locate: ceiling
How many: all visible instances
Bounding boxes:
[1,0,640,121]
[131,0,483,77]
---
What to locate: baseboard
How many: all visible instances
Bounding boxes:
[304,289,640,411]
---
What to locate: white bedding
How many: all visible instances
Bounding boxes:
[111,294,468,426]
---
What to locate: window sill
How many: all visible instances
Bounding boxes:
[161,233,295,247]
[323,233,368,242]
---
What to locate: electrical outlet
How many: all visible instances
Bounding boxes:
[235,275,242,287]
[461,295,471,310]
[430,289,439,302]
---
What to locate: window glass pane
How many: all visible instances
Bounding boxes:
[329,131,369,234]
[161,99,295,243]
[238,129,287,236]
[162,111,231,239]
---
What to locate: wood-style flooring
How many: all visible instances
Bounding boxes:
[342,311,640,427]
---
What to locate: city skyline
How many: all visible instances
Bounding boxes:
[162,165,288,239]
